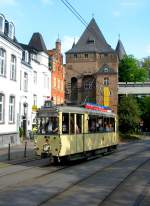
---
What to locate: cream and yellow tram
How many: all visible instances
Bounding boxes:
[34,101,118,163]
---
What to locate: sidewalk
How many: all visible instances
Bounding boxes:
[0,140,35,162]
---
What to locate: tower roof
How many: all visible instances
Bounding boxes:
[115,39,126,60]
[28,32,47,53]
[66,18,114,54]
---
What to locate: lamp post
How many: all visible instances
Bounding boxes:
[23,102,28,139]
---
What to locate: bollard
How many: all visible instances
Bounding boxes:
[8,143,10,161]
[24,141,27,158]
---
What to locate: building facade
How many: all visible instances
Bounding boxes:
[48,39,65,105]
[0,13,51,147]
[65,18,118,113]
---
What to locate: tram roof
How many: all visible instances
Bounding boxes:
[37,105,116,117]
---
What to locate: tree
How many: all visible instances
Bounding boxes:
[142,56,150,80]
[141,96,150,131]
[119,55,148,82]
[118,95,140,133]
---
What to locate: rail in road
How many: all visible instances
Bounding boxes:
[0,140,149,206]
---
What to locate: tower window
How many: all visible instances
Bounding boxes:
[104,77,109,86]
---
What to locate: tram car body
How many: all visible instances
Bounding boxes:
[34,101,118,162]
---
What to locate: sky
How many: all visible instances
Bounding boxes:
[0,0,150,60]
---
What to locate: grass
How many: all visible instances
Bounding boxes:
[119,133,142,142]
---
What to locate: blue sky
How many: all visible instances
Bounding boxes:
[0,0,150,59]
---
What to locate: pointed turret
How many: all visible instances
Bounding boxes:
[116,39,126,61]
[66,18,114,54]
[29,32,47,53]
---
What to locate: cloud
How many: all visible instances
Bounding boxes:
[61,35,79,54]
[120,0,139,7]
[40,0,53,5]
[0,0,17,5]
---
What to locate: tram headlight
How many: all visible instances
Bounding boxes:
[43,144,50,152]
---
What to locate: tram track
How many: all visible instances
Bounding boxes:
[0,140,137,179]
[0,141,149,202]
[98,158,150,206]
[38,147,150,206]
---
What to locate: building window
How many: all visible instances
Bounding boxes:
[74,54,77,58]
[10,55,16,80]
[104,77,109,86]
[33,71,37,84]
[20,70,22,90]
[104,67,109,73]
[33,94,37,106]
[53,96,56,104]
[54,77,56,88]
[8,22,15,39]
[57,79,60,90]
[9,96,15,123]
[84,81,93,89]
[0,14,5,33]
[0,48,6,76]
[0,94,4,123]
[61,81,64,91]
[24,50,29,63]
[24,72,28,92]
[43,73,47,88]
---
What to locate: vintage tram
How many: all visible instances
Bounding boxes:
[34,101,118,163]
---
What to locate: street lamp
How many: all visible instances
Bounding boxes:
[23,102,28,139]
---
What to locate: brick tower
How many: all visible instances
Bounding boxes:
[65,18,118,113]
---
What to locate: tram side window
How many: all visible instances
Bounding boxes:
[76,114,82,134]
[110,117,115,132]
[70,114,75,134]
[103,117,115,132]
[96,117,104,132]
[37,117,58,134]
[88,116,97,133]
[62,113,69,134]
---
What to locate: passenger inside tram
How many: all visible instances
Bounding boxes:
[37,117,58,134]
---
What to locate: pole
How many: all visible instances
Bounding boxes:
[8,143,10,161]
[24,141,27,158]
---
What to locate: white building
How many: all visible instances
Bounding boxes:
[19,33,51,136]
[0,14,51,147]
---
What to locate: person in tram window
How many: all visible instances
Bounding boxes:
[52,118,58,134]
[62,121,67,133]
[90,120,96,132]
[76,123,80,134]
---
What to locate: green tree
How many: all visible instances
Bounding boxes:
[142,56,150,80]
[118,95,140,133]
[119,55,148,82]
[142,96,150,131]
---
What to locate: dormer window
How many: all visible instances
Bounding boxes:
[8,22,15,39]
[25,51,29,63]
[104,67,109,73]
[0,14,5,33]
[87,38,95,44]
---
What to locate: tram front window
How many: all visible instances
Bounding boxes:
[37,117,58,134]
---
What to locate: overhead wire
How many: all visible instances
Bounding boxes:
[60,0,87,27]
